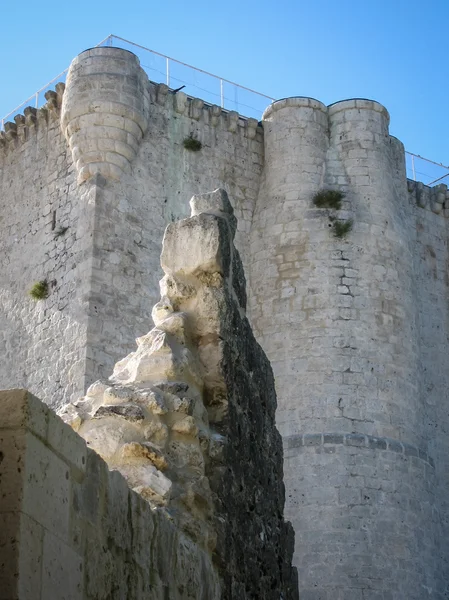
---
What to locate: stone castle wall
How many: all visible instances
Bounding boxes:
[0,48,264,410]
[0,88,94,407]
[1,46,449,598]
[0,189,298,599]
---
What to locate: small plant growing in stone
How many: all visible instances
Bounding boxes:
[333,219,353,239]
[29,280,49,301]
[183,136,202,152]
[313,189,344,210]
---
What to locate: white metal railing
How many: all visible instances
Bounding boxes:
[100,34,275,118]
[2,34,449,189]
[405,151,449,187]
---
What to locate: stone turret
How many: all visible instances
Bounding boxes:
[249,97,438,599]
[61,47,150,183]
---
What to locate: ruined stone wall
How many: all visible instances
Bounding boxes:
[59,189,298,599]
[0,389,221,600]
[0,89,94,408]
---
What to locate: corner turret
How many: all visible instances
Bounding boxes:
[61,47,150,183]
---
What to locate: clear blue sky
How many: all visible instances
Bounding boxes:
[1,0,448,168]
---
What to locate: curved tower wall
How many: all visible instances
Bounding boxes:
[61,47,150,184]
[249,98,438,598]
[250,98,329,423]
[327,100,421,444]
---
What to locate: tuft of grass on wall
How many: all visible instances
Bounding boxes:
[333,219,353,239]
[312,189,344,210]
[183,136,202,152]
[29,280,49,301]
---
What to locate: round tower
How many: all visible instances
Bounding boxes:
[249,98,438,598]
[61,47,150,183]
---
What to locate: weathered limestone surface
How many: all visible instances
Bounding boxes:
[61,189,298,599]
[0,389,221,600]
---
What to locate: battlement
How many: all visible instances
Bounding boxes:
[408,178,449,215]
[153,82,262,136]
[0,83,65,153]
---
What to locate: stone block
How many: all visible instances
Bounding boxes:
[0,429,27,512]
[0,512,44,600]
[21,433,71,541]
[324,433,344,445]
[0,389,48,439]
[41,530,83,600]
[303,434,322,446]
[190,188,234,218]
[47,410,87,473]
[161,213,231,277]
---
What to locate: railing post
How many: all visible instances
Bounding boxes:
[220,79,224,108]
[166,58,170,87]
[411,155,416,181]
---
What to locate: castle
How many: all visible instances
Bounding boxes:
[1,45,448,598]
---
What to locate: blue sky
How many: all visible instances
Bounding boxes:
[1,0,448,174]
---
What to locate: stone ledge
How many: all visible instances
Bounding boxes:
[284,432,434,468]
[0,389,87,476]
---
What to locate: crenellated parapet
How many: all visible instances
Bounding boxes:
[150,81,263,140]
[408,179,449,216]
[0,83,65,154]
